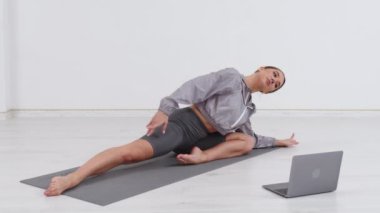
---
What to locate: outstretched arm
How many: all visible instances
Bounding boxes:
[274,133,299,147]
[236,120,299,148]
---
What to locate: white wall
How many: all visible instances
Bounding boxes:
[0,0,10,112]
[0,0,4,112]
[1,0,380,112]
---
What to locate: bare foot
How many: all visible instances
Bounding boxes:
[176,146,207,165]
[44,176,75,196]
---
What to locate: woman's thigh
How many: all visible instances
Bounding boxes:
[140,122,186,157]
[140,107,214,157]
[173,132,226,154]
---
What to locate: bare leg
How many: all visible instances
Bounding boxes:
[44,139,154,196]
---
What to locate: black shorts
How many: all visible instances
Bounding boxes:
[140,107,226,157]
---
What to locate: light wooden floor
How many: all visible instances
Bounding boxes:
[1,111,380,212]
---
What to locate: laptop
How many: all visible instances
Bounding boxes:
[263,151,343,198]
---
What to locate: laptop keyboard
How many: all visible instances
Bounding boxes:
[275,188,288,195]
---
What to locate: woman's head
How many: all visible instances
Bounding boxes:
[255,66,286,94]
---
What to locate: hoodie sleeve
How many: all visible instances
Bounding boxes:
[158,67,240,116]
[236,119,276,148]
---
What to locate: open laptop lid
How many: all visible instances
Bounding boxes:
[287,151,343,197]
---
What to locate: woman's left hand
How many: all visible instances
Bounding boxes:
[275,133,299,147]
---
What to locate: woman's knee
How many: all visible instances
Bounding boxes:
[225,132,256,153]
[119,139,154,163]
[243,136,256,153]
[226,132,251,142]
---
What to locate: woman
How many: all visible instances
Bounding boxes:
[44,66,299,196]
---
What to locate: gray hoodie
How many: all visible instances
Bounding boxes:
[158,67,276,148]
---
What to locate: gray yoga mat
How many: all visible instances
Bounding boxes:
[21,147,279,206]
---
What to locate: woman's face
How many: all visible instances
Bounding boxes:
[259,67,285,93]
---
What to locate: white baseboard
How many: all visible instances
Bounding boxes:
[3,109,156,118]
[0,111,11,120]
[1,109,380,119]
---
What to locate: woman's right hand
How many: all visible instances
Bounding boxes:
[274,133,299,147]
[146,110,169,136]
